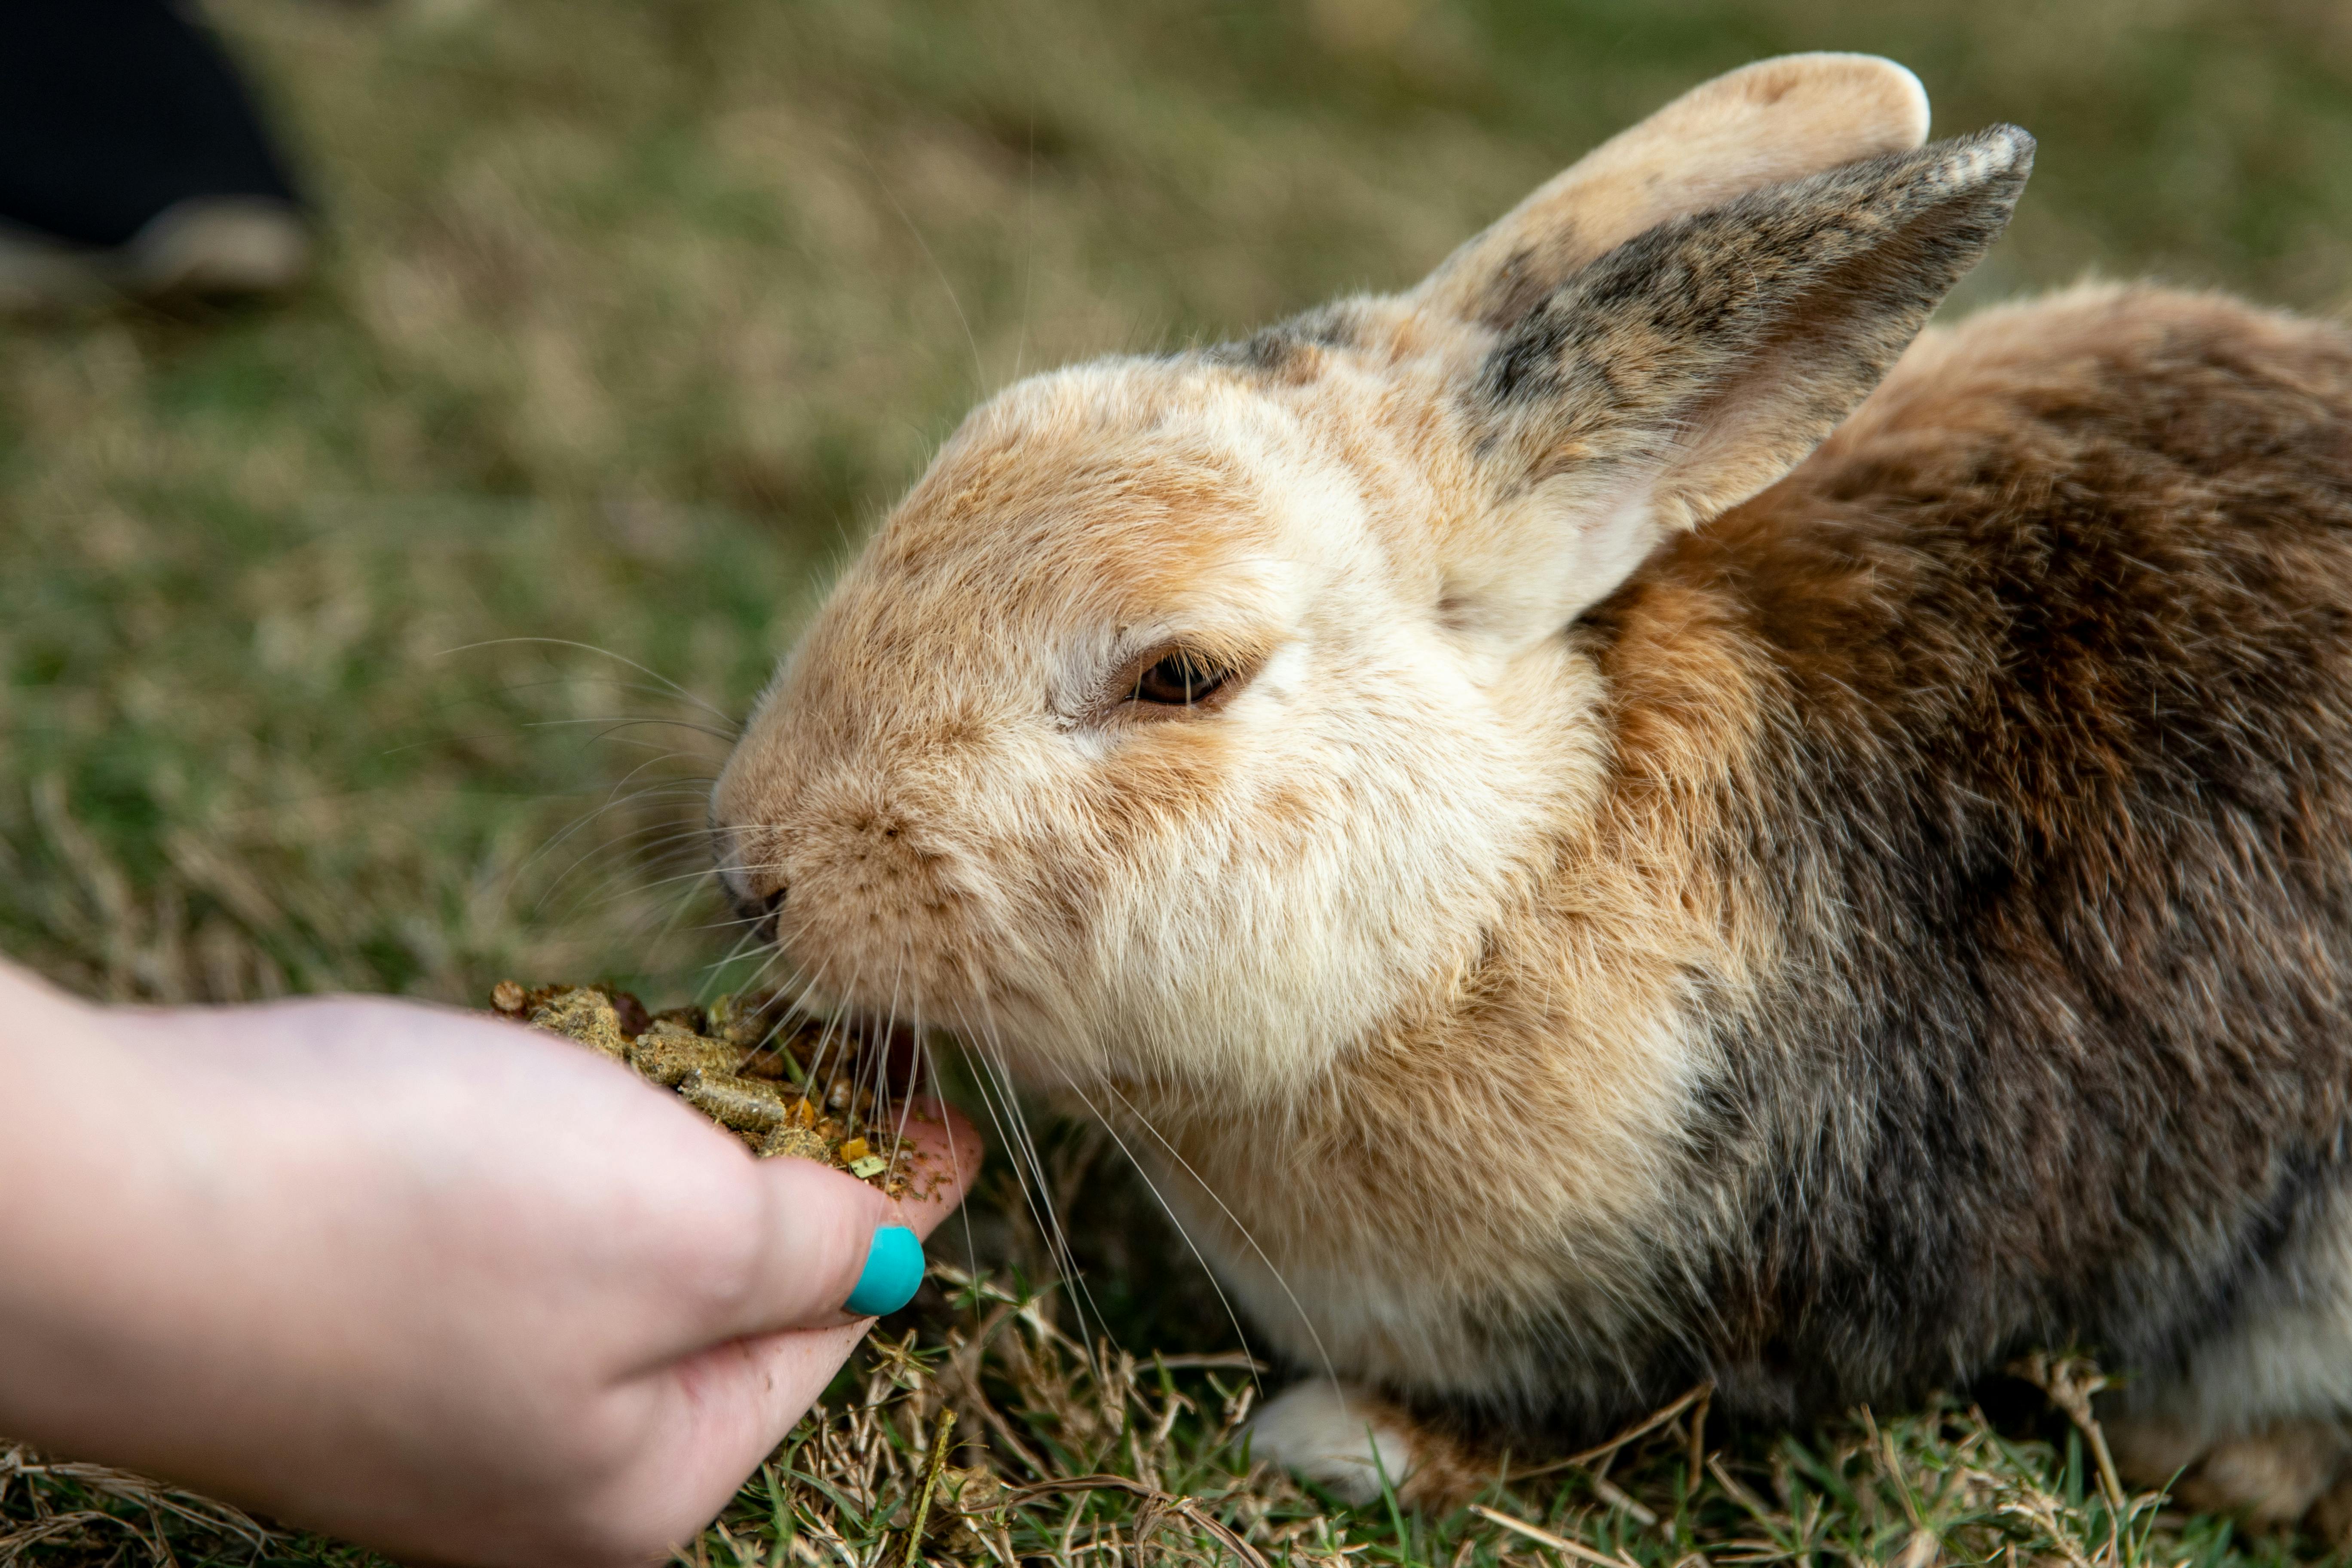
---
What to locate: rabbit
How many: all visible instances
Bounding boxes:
[709,51,2352,1535]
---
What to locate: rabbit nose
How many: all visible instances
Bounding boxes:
[754,887,786,944]
[738,885,786,944]
[719,864,787,940]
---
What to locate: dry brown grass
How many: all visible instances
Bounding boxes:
[0,1300,2287,1568]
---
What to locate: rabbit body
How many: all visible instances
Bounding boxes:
[1216,282,2352,1516]
[711,55,2352,1524]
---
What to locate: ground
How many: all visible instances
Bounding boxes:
[5,0,2352,1562]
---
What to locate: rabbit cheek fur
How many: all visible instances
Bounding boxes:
[712,55,2352,1527]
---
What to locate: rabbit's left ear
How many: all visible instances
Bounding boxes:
[1412,53,1932,331]
[1438,126,2033,659]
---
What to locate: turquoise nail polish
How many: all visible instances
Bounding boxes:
[844,1225,924,1317]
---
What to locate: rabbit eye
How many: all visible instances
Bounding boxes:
[1130,649,1229,707]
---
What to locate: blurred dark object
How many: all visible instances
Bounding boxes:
[0,0,312,311]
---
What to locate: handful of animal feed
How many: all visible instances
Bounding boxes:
[490,981,910,1197]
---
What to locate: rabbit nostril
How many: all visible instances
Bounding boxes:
[750,885,787,945]
[724,876,785,927]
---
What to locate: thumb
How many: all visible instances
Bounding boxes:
[611,1107,984,1552]
[721,1100,983,1340]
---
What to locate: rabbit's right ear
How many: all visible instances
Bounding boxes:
[1430,127,2033,661]
[1412,53,1931,331]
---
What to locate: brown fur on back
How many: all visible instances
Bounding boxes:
[1576,282,2352,1418]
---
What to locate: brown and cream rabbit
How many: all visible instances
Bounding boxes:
[710,53,2352,1532]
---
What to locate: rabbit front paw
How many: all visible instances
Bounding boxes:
[1249,1382,1421,1505]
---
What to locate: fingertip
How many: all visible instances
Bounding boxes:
[843,1225,925,1317]
[887,1099,983,1241]
[727,1102,977,1336]
[741,1152,891,1331]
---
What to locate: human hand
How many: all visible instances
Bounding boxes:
[0,964,980,1568]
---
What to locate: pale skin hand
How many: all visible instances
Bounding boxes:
[0,961,980,1568]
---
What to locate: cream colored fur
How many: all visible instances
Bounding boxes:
[1249,1384,1420,1506]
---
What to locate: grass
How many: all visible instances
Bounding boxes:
[4,0,2352,1562]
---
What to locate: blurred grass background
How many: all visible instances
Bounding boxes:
[5,1,2352,1563]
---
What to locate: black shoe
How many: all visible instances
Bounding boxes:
[0,0,312,309]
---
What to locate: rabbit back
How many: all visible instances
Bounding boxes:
[1604,281,2352,1418]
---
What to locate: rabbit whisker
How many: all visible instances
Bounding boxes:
[1092,1074,1341,1397]
[436,636,734,724]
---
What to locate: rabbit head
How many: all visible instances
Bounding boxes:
[711,54,2030,1104]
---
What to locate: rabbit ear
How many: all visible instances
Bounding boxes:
[1439,126,2033,657]
[1412,54,1932,331]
